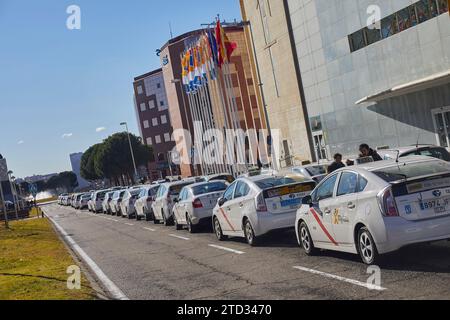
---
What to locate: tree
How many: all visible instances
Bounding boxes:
[80,144,102,181]
[79,132,153,185]
[45,172,78,193]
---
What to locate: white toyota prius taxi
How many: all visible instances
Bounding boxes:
[213,175,316,246]
[295,156,450,265]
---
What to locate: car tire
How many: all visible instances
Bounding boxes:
[357,227,380,265]
[299,222,318,256]
[136,214,142,221]
[244,219,259,247]
[163,210,173,227]
[174,216,183,231]
[187,214,197,234]
[213,217,227,241]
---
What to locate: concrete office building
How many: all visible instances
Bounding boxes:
[240,0,316,167]
[133,69,177,180]
[285,0,450,159]
[69,153,90,190]
[159,24,266,177]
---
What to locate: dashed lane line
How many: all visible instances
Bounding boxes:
[208,244,245,255]
[143,227,156,232]
[169,234,190,241]
[293,266,387,291]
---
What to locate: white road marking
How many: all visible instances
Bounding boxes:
[125,223,134,226]
[169,234,190,241]
[143,227,156,232]
[108,218,119,222]
[208,244,245,255]
[46,214,129,300]
[293,266,387,291]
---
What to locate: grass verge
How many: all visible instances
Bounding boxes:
[0,218,95,300]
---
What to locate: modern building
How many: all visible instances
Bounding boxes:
[284,0,450,159]
[240,0,316,167]
[133,69,177,180]
[159,23,267,177]
[69,153,90,190]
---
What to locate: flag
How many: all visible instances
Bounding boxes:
[215,21,237,67]
[188,48,195,92]
[181,53,190,93]
[193,46,202,87]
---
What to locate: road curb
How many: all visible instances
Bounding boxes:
[42,206,129,300]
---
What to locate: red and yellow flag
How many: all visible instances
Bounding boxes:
[215,21,237,68]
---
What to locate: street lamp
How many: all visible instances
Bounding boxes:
[7,170,18,220]
[120,122,139,183]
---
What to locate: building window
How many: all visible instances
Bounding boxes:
[310,116,322,132]
[149,100,155,109]
[161,115,167,124]
[143,120,149,129]
[137,85,143,95]
[348,0,446,53]
[164,133,171,142]
[438,0,449,14]
[381,15,398,39]
[146,137,153,145]
[365,27,381,45]
[140,103,146,112]
[155,135,161,144]
[349,30,366,51]
[152,118,158,127]
[157,83,161,89]
[160,101,165,107]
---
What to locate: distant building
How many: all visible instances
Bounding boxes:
[133,69,177,180]
[159,23,266,177]
[70,153,90,190]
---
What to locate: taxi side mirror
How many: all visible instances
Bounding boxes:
[173,198,179,203]
[218,197,226,207]
[302,195,313,207]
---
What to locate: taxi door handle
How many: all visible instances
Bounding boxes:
[348,203,356,209]
[239,202,244,208]
[227,207,231,211]
[324,209,331,215]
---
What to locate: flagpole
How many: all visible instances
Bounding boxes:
[199,83,219,174]
[188,91,204,176]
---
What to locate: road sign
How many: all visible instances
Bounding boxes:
[29,183,38,198]
[0,158,8,182]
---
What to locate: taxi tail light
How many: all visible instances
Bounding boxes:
[379,188,399,217]
[255,193,267,213]
[193,199,203,209]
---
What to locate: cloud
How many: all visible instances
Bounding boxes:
[18,140,24,145]
[62,133,73,139]
[96,127,106,133]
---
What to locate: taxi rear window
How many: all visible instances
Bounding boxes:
[255,177,299,190]
[373,161,450,182]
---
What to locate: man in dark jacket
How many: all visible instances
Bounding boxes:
[328,153,346,174]
[359,144,383,162]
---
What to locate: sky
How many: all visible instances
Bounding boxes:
[0,0,241,178]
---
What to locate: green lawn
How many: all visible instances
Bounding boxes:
[0,218,96,300]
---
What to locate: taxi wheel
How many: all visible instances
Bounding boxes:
[244,220,259,247]
[174,216,183,231]
[187,215,197,234]
[357,227,380,265]
[213,217,228,241]
[299,222,317,256]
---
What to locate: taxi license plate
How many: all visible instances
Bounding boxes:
[281,198,301,208]
[420,198,450,214]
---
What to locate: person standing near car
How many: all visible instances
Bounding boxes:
[328,153,346,174]
[359,144,383,162]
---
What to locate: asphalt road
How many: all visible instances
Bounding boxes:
[42,204,450,300]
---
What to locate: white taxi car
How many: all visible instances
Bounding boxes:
[172,180,229,233]
[152,180,196,226]
[296,156,450,265]
[212,176,316,246]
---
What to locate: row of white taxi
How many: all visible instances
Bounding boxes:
[61,155,450,265]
